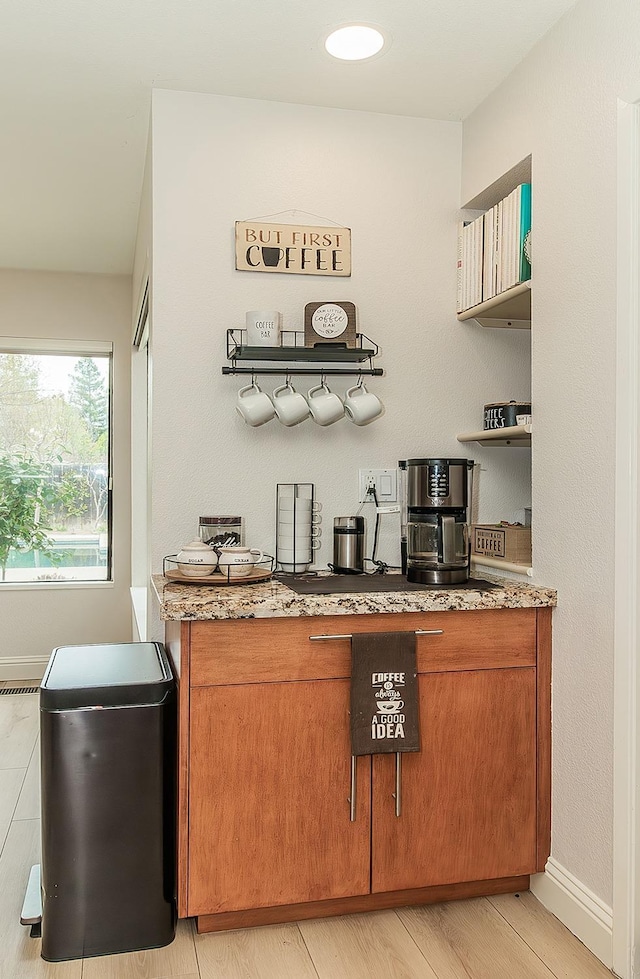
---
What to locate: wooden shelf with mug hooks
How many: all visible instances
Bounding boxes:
[222,328,383,377]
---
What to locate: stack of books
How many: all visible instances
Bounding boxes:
[457,183,531,314]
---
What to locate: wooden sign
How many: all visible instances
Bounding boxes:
[235,222,351,276]
[304,301,357,348]
[350,633,420,756]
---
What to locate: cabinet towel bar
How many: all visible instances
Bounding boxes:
[308,629,444,641]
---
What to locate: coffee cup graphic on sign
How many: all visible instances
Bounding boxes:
[261,247,283,268]
[376,700,405,713]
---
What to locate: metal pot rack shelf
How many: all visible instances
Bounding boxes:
[222,329,383,377]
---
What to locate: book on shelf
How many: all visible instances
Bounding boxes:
[474,215,483,309]
[456,220,464,313]
[498,183,531,295]
[456,214,484,312]
[457,183,531,313]
[482,205,496,301]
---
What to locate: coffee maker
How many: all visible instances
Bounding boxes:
[400,458,474,585]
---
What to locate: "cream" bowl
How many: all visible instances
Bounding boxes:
[216,546,264,578]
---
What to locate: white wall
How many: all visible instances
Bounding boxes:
[148,90,531,608]
[0,270,132,677]
[462,0,640,907]
[131,139,152,640]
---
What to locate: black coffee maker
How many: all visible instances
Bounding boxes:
[400,458,474,585]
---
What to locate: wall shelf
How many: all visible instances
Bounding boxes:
[223,329,383,377]
[457,423,532,447]
[471,556,533,577]
[457,280,531,329]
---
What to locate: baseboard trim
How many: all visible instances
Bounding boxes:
[0,657,48,681]
[530,857,613,969]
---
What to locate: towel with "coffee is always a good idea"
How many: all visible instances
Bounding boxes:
[350,632,420,755]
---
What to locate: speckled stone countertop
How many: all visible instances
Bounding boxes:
[151,572,556,621]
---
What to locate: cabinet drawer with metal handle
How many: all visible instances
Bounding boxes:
[189,609,536,686]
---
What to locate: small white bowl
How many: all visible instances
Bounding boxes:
[176,539,218,576]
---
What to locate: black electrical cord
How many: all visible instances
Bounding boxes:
[363,486,398,575]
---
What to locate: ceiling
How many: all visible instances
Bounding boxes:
[0,0,576,276]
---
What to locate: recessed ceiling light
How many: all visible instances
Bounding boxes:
[325,25,385,61]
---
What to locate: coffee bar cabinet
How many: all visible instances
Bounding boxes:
[165,606,551,933]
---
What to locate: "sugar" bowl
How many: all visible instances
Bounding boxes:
[176,539,219,577]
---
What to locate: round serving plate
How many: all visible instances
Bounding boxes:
[164,566,274,586]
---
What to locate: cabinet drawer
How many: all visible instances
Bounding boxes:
[189,608,536,686]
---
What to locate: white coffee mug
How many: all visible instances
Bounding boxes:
[344,382,384,426]
[277,530,320,546]
[307,382,344,426]
[246,310,281,347]
[278,541,321,562]
[278,498,320,512]
[279,561,312,573]
[236,382,275,427]
[277,510,320,526]
[216,545,264,578]
[272,383,310,427]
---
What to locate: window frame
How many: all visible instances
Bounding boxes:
[0,335,114,587]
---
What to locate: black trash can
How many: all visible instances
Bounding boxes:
[40,641,176,962]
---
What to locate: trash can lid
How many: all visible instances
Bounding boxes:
[40,642,173,710]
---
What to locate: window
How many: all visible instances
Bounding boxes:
[0,337,112,583]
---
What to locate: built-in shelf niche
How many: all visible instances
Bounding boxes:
[457,155,534,578]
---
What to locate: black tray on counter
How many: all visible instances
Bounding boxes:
[276,574,498,595]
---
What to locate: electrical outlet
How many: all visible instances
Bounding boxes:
[358,468,398,503]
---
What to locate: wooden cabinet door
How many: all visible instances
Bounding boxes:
[372,668,537,893]
[188,680,371,916]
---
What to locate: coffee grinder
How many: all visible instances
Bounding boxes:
[400,458,474,585]
[332,516,365,574]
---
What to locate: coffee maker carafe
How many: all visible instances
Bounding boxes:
[402,458,474,585]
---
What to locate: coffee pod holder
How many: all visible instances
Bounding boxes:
[275,482,320,575]
[162,552,275,585]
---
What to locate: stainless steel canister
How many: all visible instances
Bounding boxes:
[332,516,365,574]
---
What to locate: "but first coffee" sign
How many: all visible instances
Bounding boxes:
[235,221,351,277]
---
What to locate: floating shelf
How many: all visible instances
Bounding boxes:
[471,556,533,577]
[456,424,532,447]
[223,330,383,377]
[229,343,377,363]
[457,281,531,329]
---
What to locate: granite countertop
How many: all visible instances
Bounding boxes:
[151,571,556,621]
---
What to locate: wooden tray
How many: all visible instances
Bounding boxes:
[164,567,273,585]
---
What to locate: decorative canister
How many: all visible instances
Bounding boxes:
[483,401,532,431]
[245,310,282,347]
[198,516,244,549]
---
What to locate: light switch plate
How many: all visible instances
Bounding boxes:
[358,468,398,503]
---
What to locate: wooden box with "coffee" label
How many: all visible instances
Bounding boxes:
[471,524,532,565]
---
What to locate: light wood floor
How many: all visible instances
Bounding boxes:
[0,681,614,979]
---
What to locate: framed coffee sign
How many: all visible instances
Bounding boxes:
[304,301,357,348]
[235,221,351,277]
